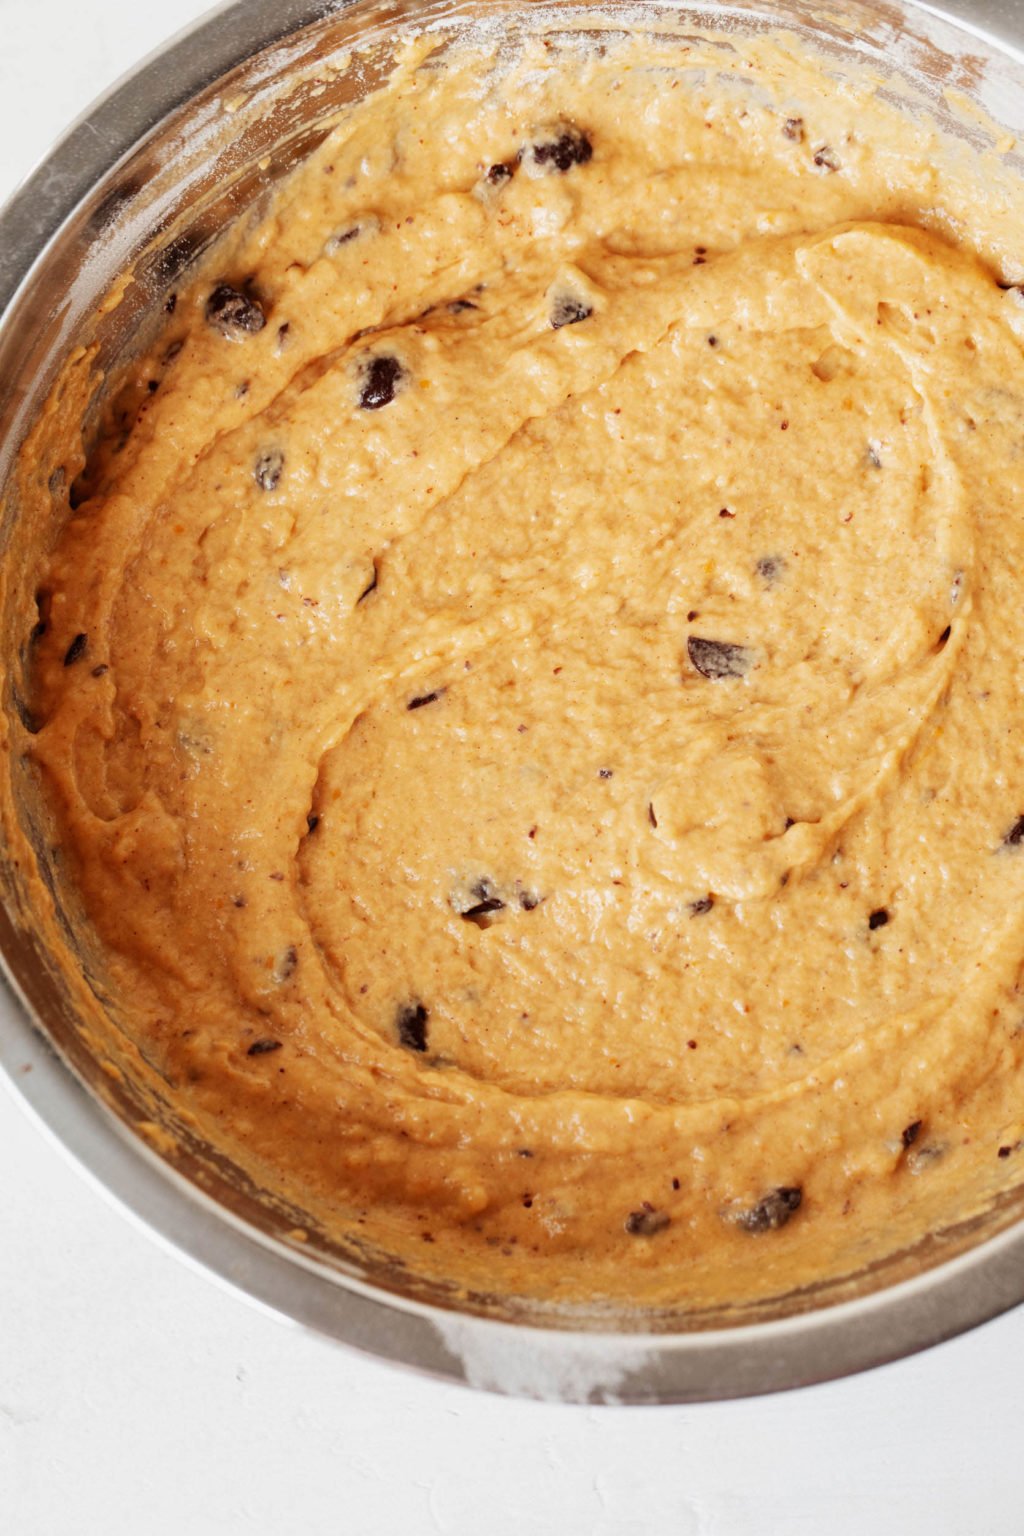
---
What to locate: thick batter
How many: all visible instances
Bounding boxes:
[15,18,1024,1308]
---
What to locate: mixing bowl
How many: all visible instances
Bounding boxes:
[3,0,1024,1403]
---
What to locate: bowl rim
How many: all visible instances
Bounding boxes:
[4,0,1024,1403]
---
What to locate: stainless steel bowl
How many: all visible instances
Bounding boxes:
[3,0,1024,1404]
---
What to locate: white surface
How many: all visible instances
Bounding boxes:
[2,2,1024,1530]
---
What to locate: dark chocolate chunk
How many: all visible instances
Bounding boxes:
[525,126,592,173]
[254,448,284,491]
[625,1205,671,1236]
[551,295,593,330]
[359,355,404,410]
[731,1186,802,1234]
[868,907,889,930]
[999,1145,1014,1159]
[205,283,266,337]
[397,1001,429,1052]
[485,162,515,186]
[782,116,804,141]
[901,1120,923,1149]
[690,896,714,917]
[687,636,751,680]
[306,813,319,834]
[1004,816,1024,847]
[598,768,613,779]
[812,144,840,172]
[63,633,88,667]
[247,1037,282,1056]
[407,689,444,710]
[718,507,735,519]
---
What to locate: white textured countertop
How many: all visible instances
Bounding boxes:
[2,3,1024,1530]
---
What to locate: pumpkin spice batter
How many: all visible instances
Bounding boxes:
[14,17,1024,1309]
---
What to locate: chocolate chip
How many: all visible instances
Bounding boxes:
[357,561,379,604]
[756,555,785,585]
[462,896,505,920]
[407,689,444,710]
[275,945,298,982]
[329,223,363,247]
[782,116,804,141]
[205,283,266,337]
[625,1205,671,1236]
[306,813,319,834]
[359,355,403,410]
[598,767,613,779]
[902,1120,923,1148]
[551,295,593,330]
[999,1145,1014,1159]
[485,162,515,186]
[868,907,889,930]
[247,1038,282,1056]
[12,689,39,734]
[63,633,88,667]
[730,1186,802,1233]
[254,448,284,491]
[812,145,840,172]
[397,1001,429,1052]
[718,507,735,518]
[690,896,714,916]
[687,637,752,680]
[1004,816,1024,847]
[524,126,592,173]
[906,1141,945,1174]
